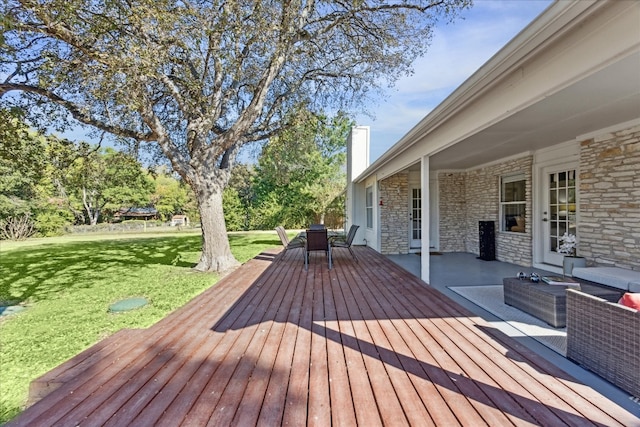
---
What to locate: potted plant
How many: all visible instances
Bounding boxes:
[557,232,586,276]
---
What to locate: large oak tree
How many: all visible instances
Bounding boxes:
[1,0,470,272]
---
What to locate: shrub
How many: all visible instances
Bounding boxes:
[34,208,73,237]
[0,215,35,240]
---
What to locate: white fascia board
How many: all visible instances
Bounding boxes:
[356,0,615,182]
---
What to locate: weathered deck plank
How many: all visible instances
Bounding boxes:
[7,246,639,427]
[330,262,385,427]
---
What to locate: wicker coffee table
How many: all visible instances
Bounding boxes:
[503,277,621,328]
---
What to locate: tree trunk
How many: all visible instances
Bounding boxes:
[90,209,100,226]
[82,188,99,225]
[191,174,239,273]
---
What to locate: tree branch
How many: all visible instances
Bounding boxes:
[1,83,157,141]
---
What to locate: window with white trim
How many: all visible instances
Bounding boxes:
[366,186,373,229]
[500,174,526,233]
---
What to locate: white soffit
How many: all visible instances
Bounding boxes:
[429,51,640,170]
[355,0,640,180]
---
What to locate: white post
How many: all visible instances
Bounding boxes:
[421,155,430,284]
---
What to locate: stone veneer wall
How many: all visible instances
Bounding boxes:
[379,173,409,254]
[578,125,640,270]
[439,156,533,266]
[438,172,466,251]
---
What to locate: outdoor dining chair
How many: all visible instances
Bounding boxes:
[305,228,332,270]
[330,224,360,262]
[275,226,306,260]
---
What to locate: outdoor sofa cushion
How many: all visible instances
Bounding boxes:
[572,266,640,291]
[618,293,640,311]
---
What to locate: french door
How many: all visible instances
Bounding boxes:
[542,167,577,266]
[410,187,422,249]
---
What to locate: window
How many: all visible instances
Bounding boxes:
[501,174,526,233]
[366,186,373,228]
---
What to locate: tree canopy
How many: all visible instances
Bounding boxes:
[60,146,155,225]
[252,109,351,228]
[0,111,159,238]
[0,109,45,219]
[0,109,75,237]
[149,167,195,222]
[1,0,472,271]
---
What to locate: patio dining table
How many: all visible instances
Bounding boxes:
[298,228,343,270]
[296,229,343,239]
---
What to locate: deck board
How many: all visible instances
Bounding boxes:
[354,256,514,426]
[366,256,617,426]
[8,247,639,427]
[338,261,411,426]
[331,264,384,427]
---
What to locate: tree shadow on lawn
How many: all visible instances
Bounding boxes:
[0,235,204,306]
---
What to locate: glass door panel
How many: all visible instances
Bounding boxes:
[410,187,421,248]
[543,168,577,265]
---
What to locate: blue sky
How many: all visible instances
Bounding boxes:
[61,0,553,162]
[358,0,553,162]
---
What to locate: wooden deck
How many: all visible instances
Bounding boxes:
[9,246,638,426]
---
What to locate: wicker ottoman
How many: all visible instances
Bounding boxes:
[503,277,621,328]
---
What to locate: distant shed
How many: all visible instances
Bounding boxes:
[170,215,189,226]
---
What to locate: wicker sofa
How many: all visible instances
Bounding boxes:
[566,289,640,398]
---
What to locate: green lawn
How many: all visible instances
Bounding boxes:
[0,230,281,424]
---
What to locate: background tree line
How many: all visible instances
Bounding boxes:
[2,0,468,270]
[228,110,352,231]
[0,108,351,239]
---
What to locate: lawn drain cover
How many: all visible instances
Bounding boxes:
[0,305,26,316]
[108,297,149,313]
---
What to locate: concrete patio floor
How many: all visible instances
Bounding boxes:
[386,251,640,417]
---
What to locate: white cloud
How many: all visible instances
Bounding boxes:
[359,0,553,162]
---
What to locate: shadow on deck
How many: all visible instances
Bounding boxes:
[9,247,638,426]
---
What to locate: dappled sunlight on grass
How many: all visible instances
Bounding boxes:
[1,235,202,305]
[0,230,281,423]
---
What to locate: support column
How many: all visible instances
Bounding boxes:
[421,155,430,284]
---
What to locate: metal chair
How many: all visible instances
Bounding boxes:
[275,226,306,260]
[330,224,359,262]
[305,228,332,270]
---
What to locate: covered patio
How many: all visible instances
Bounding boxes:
[9,246,638,426]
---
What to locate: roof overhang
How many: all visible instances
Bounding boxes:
[356,0,640,181]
